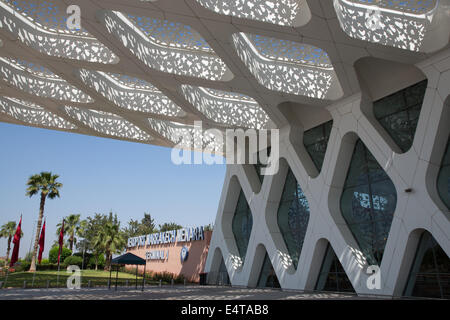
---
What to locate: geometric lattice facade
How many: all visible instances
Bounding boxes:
[231,189,253,264]
[277,168,310,270]
[373,80,428,153]
[0,0,449,298]
[403,231,449,299]
[340,139,397,266]
[205,49,450,296]
[315,243,355,293]
[257,251,281,289]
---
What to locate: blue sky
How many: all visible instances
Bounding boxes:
[0,122,225,259]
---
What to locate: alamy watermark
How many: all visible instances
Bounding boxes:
[366,265,381,290]
[66,5,81,30]
[170,121,280,176]
[66,265,81,289]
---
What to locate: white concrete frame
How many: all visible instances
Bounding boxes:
[205,50,450,296]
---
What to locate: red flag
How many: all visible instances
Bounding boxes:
[57,219,65,265]
[9,216,22,267]
[38,220,46,264]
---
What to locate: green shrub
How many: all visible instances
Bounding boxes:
[40,258,50,265]
[36,259,59,271]
[73,252,92,268]
[49,246,72,264]
[63,255,83,267]
[115,268,188,284]
[14,260,31,272]
[174,273,185,284]
[88,254,105,269]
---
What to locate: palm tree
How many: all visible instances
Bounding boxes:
[26,172,63,272]
[56,214,81,252]
[93,212,126,270]
[78,214,105,270]
[0,221,19,267]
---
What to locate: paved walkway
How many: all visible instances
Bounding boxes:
[0,285,384,300]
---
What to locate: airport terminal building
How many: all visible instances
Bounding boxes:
[0,0,448,298]
[127,227,212,283]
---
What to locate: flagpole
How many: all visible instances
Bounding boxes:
[56,218,64,288]
[33,217,44,288]
[57,262,60,287]
[57,219,60,287]
[4,268,9,288]
[6,214,22,288]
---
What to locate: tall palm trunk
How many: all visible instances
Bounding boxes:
[105,249,111,271]
[69,232,74,252]
[4,235,11,268]
[29,193,46,272]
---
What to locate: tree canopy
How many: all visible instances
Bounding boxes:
[159,222,183,232]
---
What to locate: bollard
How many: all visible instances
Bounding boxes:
[23,281,26,289]
[0,281,3,289]
[46,280,50,289]
[126,280,129,287]
[184,279,186,287]
[88,280,91,288]
[159,279,162,287]
[171,279,174,287]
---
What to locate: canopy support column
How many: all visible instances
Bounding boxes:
[115,265,119,291]
[108,266,112,290]
[141,264,146,292]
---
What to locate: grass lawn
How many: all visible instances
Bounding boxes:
[0,270,163,289]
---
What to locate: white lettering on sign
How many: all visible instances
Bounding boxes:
[145,250,170,260]
[127,226,205,248]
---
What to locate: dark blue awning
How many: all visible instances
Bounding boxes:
[111,252,146,265]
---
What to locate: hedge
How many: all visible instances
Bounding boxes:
[63,255,83,267]
[49,246,72,264]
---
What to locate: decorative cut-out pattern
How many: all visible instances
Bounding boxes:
[64,106,152,141]
[247,34,332,68]
[0,57,92,103]
[13,59,60,79]
[347,0,438,14]
[148,118,223,151]
[334,0,439,52]
[127,14,212,53]
[232,33,338,99]
[0,1,117,63]
[195,0,305,27]
[0,96,76,129]
[101,11,231,81]
[2,0,89,35]
[181,85,269,129]
[78,69,185,117]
